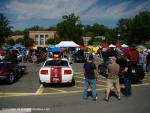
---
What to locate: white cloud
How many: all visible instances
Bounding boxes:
[6,0,150,22]
[82,0,150,20]
[6,0,97,21]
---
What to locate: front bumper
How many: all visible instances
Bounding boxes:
[0,75,7,80]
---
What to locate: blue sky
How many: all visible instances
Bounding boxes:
[0,0,150,30]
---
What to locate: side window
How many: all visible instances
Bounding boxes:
[62,61,68,66]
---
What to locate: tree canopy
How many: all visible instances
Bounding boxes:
[57,13,83,44]
[0,13,12,46]
[117,11,150,45]
[1,11,149,47]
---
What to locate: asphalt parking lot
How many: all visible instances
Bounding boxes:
[0,56,150,98]
[0,56,150,113]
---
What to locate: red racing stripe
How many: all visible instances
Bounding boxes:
[50,67,62,83]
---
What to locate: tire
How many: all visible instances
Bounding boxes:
[8,73,15,84]
[42,83,47,87]
[39,78,42,84]
[70,78,75,86]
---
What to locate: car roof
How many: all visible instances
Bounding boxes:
[46,58,68,61]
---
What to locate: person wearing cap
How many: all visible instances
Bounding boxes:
[83,54,98,101]
[105,56,121,101]
[146,50,150,72]
[122,55,132,96]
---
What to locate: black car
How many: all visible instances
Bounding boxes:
[0,61,26,84]
[72,50,87,63]
[98,50,144,81]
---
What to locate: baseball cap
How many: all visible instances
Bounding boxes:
[109,56,117,60]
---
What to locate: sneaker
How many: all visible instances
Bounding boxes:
[96,96,98,100]
[117,97,121,100]
[104,98,109,102]
[93,99,97,101]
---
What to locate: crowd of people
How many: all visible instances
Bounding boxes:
[83,47,150,102]
[1,45,150,102]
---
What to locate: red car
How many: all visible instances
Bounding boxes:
[0,49,6,60]
[0,61,26,84]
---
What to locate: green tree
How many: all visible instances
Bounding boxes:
[46,38,61,45]
[48,26,57,31]
[83,24,107,38]
[24,38,34,46]
[5,38,15,46]
[92,23,107,37]
[117,18,131,42]
[13,30,23,35]
[117,11,150,45]
[105,28,118,44]
[131,11,150,44]
[57,13,83,44]
[0,13,12,46]
[16,38,24,44]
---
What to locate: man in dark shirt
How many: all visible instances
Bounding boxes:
[83,54,97,101]
[146,51,150,72]
[123,56,132,96]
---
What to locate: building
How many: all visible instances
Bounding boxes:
[29,30,57,47]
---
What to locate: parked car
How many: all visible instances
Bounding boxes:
[39,58,74,87]
[72,50,87,63]
[11,49,22,61]
[98,51,144,81]
[27,49,46,62]
[0,49,6,60]
[0,61,26,84]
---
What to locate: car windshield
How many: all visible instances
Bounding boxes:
[29,50,40,54]
[44,60,69,66]
[12,50,20,54]
[74,50,83,55]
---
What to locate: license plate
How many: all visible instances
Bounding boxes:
[53,78,59,81]
[132,69,135,73]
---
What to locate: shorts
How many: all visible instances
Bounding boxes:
[107,78,120,90]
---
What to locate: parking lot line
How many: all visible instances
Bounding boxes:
[35,85,44,95]
[43,88,107,95]
[75,76,107,83]
[74,73,84,76]
[143,78,150,81]
[0,93,35,98]
[145,76,150,79]
[75,80,107,87]
[74,86,83,89]
[0,82,150,98]
[47,88,67,93]
[74,76,84,79]
[132,83,150,87]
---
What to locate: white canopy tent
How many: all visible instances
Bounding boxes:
[121,44,128,47]
[109,44,116,48]
[55,41,79,48]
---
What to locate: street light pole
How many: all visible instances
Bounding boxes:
[117,33,120,42]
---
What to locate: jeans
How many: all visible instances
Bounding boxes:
[124,78,131,96]
[146,65,150,72]
[22,55,26,64]
[83,79,96,100]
